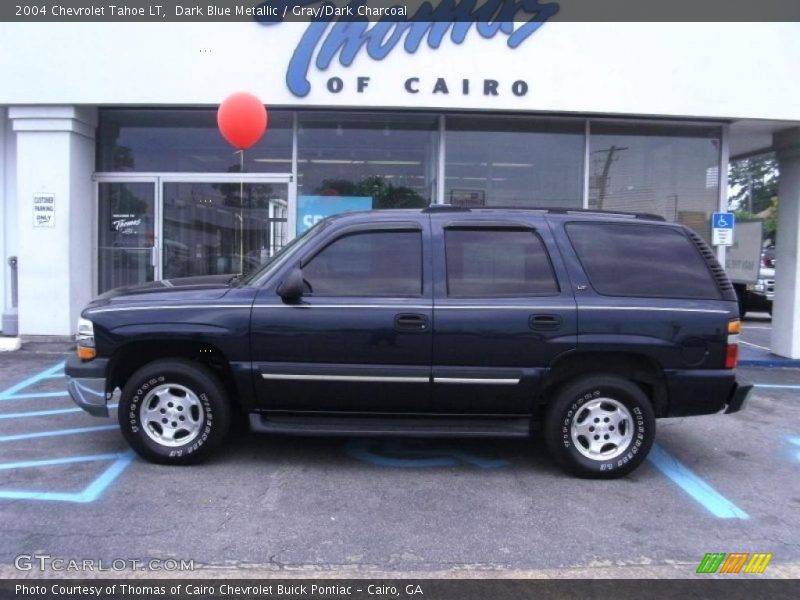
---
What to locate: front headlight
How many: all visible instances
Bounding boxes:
[754,280,766,292]
[76,317,96,360]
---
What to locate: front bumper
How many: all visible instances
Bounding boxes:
[64,356,110,417]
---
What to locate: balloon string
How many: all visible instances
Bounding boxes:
[239,150,244,276]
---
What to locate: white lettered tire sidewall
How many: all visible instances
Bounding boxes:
[545,375,655,478]
[119,359,230,465]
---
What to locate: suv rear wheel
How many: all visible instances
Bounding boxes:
[544,374,655,478]
[118,359,230,465]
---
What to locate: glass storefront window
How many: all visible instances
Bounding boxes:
[296,112,438,225]
[588,123,722,237]
[445,116,584,208]
[162,181,288,279]
[97,109,293,173]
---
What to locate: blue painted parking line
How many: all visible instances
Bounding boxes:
[0,404,118,421]
[2,391,70,401]
[0,451,135,503]
[0,425,119,443]
[0,453,121,471]
[647,444,749,519]
[789,437,800,462]
[753,383,800,390]
[0,361,66,401]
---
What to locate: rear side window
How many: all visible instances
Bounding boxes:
[445,228,559,297]
[303,230,422,297]
[565,222,721,299]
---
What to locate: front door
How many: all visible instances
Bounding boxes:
[161,179,289,279]
[251,221,433,413]
[97,181,156,294]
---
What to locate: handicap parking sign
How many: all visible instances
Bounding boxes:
[711,212,735,246]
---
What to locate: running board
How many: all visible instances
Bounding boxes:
[248,414,531,438]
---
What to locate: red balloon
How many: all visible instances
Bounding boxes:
[217,92,268,150]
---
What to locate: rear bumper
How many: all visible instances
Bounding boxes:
[64,356,110,417]
[665,369,751,417]
[725,382,752,414]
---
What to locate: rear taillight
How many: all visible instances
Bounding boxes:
[725,319,740,369]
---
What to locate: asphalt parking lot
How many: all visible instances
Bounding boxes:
[1,339,799,579]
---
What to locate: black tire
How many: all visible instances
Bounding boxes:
[544,374,655,479]
[118,359,230,465]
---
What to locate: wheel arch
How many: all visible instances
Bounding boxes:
[107,340,244,412]
[536,351,668,418]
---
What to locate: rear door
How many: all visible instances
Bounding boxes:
[430,214,577,414]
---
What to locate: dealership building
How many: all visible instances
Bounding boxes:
[1,19,800,357]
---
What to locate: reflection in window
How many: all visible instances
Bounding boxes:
[97,109,293,173]
[162,182,288,279]
[566,222,721,299]
[588,124,721,238]
[445,117,584,208]
[297,112,438,224]
[303,231,422,297]
[445,229,558,296]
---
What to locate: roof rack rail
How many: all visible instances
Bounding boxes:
[422,203,471,213]
[558,208,665,222]
[476,206,665,222]
[422,204,664,221]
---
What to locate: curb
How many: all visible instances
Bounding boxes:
[740,358,800,368]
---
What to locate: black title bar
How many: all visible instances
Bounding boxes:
[3,0,800,22]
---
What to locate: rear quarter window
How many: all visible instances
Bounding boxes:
[565,222,721,299]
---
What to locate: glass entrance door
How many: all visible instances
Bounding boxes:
[161,180,289,279]
[97,181,156,293]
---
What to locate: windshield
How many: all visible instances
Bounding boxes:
[241,220,326,286]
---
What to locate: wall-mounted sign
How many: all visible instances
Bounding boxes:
[450,189,486,208]
[712,212,735,246]
[110,213,143,235]
[32,193,55,228]
[297,195,373,234]
[257,0,560,98]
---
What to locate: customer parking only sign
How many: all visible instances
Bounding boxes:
[712,212,735,246]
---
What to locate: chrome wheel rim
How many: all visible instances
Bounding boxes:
[139,383,204,447]
[570,397,634,461]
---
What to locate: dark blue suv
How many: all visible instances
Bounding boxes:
[65,207,750,478]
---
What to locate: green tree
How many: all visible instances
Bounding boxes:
[728,154,778,214]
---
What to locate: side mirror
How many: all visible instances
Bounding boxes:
[277,267,305,304]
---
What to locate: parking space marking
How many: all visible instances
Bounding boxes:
[0,451,134,503]
[740,340,771,351]
[0,425,118,443]
[752,384,800,390]
[2,391,70,401]
[789,437,800,462]
[0,362,134,504]
[0,404,118,421]
[0,361,65,401]
[0,453,121,471]
[648,444,749,519]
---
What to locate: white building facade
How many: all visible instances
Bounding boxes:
[1,20,800,357]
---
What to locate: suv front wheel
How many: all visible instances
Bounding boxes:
[544,374,655,478]
[118,359,230,465]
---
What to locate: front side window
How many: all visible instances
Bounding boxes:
[302,230,422,297]
[566,222,721,299]
[445,229,559,297]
